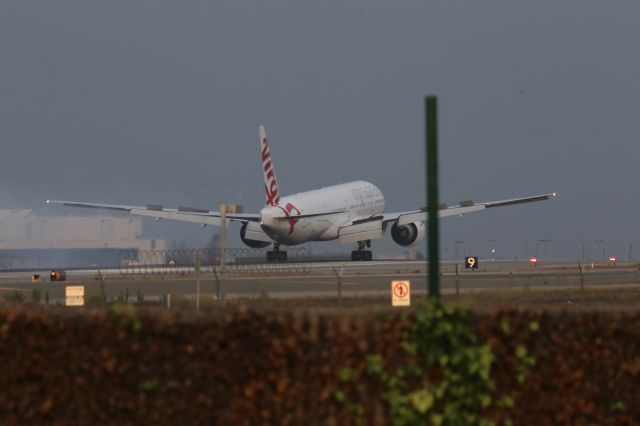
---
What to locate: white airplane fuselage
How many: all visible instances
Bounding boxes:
[259,180,384,245]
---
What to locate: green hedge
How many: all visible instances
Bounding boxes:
[0,304,638,425]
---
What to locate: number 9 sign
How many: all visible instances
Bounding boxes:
[465,256,479,269]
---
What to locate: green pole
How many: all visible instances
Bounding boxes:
[426,96,440,298]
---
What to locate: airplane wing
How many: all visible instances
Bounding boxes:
[45,200,260,226]
[334,193,555,245]
[383,193,556,225]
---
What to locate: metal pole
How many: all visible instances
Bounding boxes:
[333,267,342,307]
[578,261,585,291]
[213,267,222,303]
[195,251,201,311]
[196,279,200,311]
[426,96,440,299]
[219,203,227,273]
[195,250,201,275]
[578,262,585,306]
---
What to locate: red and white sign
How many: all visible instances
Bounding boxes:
[391,280,411,307]
[530,257,538,264]
[609,256,617,263]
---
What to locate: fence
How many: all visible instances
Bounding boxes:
[118,247,312,276]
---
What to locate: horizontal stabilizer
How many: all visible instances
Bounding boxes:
[276,210,346,221]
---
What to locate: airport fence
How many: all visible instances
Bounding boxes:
[117,247,312,276]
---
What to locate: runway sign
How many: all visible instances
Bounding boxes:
[465,256,479,269]
[391,280,410,307]
[66,286,85,307]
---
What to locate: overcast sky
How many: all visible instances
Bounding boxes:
[1,1,639,259]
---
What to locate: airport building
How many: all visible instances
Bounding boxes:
[0,209,165,269]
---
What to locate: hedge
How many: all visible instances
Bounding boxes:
[0,303,638,425]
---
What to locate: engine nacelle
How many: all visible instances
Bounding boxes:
[390,221,426,247]
[240,223,271,249]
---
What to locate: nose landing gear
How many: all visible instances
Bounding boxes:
[351,240,373,261]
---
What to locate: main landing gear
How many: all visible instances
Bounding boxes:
[351,240,373,261]
[267,244,288,262]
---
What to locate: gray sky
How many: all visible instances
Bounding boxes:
[1,1,639,259]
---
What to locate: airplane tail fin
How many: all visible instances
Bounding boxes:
[259,126,281,206]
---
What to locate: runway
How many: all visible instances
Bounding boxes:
[1,259,639,303]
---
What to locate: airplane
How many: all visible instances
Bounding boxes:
[47,126,555,261]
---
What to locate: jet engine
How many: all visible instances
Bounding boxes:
[391,221,425,247]
[240,223,271,249]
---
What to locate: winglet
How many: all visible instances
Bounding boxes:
[260,126,281,206]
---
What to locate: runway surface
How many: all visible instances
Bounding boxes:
[1,260,639,303]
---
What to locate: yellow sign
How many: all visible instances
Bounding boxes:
[65,286,85,306]
[391,280,411,307]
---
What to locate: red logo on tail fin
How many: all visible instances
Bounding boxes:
[262,137,280,206]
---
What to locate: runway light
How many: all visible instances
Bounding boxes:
[530,257,538,263]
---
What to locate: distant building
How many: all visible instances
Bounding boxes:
[0,209,165,269]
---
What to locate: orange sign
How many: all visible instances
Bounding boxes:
[391,280,411,307]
